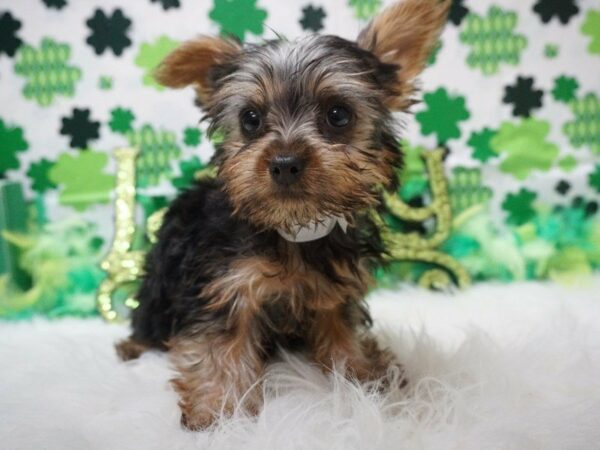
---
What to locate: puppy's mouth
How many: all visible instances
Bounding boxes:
[272,183,306,200]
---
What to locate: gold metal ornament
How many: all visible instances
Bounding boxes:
[146,208,166,244]
[97,147,145,322]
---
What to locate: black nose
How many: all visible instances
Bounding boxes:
[269,155,304,186]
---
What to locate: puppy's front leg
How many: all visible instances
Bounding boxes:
[169,321,265,430]
[309,304,400,384]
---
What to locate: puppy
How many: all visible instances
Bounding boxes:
[116,0,450,430]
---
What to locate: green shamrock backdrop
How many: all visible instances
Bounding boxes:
[0,0,599,318]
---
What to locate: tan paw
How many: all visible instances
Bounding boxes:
[180,411,216,431]
[115,338,149,361]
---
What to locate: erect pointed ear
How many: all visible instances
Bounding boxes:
[154,36,242,104]
[357,0,450,109]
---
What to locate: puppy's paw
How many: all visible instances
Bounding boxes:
[115,338,149,361]
[383,360,409,390]
[180,411,215,431]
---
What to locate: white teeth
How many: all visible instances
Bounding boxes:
[277,215,348,243]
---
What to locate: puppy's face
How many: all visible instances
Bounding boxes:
[157,0,450,231]
[207,36,401,232]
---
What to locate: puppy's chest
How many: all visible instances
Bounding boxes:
[203,253,369,319]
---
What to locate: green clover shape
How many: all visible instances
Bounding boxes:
[416,87,470,144]
[491,119,559,180]
[209,0,267,41]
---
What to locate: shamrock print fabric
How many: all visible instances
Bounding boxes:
[1,0,600,289]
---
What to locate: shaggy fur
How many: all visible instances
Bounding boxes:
[117,0,450,429]
[2,280,600,449]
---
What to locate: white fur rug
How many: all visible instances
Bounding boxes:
[2,279,600,450]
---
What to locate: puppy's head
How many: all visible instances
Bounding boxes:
[156,0,449,232]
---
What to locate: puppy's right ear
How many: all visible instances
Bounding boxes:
[357,0,450,110]
[154,36,242,104]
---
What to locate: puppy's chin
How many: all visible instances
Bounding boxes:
[239,196,351,235]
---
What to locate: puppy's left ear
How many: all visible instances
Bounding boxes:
[154,36,242,104]
[357,0,450,109]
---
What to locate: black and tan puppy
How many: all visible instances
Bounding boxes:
[116,0,450,430]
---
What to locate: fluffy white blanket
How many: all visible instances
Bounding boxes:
[2,279,600,449]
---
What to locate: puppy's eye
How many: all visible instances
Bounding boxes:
[241,109,262,134]
[326,106,352,128]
